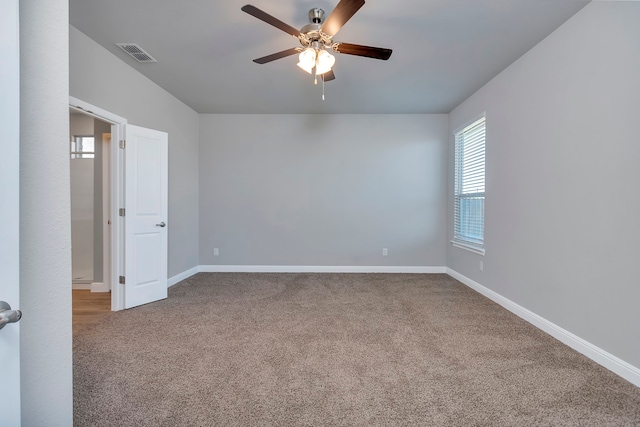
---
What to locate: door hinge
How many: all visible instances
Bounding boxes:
[119,208,125,217]
[119,140,126,149]
[119,276,125,285]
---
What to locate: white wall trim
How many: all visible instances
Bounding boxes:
[168,266,200,288]
[90,282,109,293]
[199,265,447,274]
[72,283,91,290]
[101,135,112,299]
[450,240,485,256]
[69,96,126,125]
[446,268,640,388]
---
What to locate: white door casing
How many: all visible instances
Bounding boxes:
[70,97,126,310]
[124,125,168,308]
[0,0,22,424]
[97,133,112,293]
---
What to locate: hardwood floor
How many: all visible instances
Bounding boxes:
[72,289,111,334]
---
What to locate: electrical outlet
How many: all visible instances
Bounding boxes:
[213,248,219,256]
[382,248,388,256]
[479,261,484,272]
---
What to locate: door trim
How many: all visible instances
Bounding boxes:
[69,96,126,311]
[90,132,113,293]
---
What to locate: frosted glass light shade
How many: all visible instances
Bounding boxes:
[315,50,335,75]
[297,48,316,74]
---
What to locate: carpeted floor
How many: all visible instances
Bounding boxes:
[73,273,640,426]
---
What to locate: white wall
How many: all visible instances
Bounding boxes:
[20,0,73,424]
[69,25,200,278]
[70,113,95,282]
[70,159,94,281]
[448,2,640,369]
[200,114,448,267]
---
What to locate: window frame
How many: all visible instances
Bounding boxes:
[70,135,95,159]
[452,114,486,256]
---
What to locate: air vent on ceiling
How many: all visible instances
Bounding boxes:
[116,43,157,63]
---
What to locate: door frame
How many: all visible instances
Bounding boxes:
[69,96,126,311]
[96,131,112,293]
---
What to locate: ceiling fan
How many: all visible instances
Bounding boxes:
[241,0,392,83]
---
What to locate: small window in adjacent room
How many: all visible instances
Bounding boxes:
[453,115,485,254]
[71,135,95,159]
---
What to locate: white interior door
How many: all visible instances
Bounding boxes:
[124,125,168,308]
[0,0,22,423]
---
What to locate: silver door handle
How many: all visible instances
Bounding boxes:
[155,222,166,227]
[0,301,22,331]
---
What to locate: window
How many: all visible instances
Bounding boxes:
[453,115,485,254]
[71,135,95,159]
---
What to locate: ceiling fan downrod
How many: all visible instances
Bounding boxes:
[300,8,331,47]
[309,8,325,24]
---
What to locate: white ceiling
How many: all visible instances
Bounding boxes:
[69,0,589,114]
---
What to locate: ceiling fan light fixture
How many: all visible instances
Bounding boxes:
[242,1,393,84]
[315,49,335,75]
[297,48,316,74]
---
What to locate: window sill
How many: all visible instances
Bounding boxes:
[451,240,485,256]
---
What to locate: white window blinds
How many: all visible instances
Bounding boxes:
[454,116,485,250]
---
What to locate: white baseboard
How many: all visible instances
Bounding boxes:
[168,266,200,288]
[167,265,445,288]
[90,282,110,292]
[72,283,91,290]
[446,268,640,388]
[198,265,447,274]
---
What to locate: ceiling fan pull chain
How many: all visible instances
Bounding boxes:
[322,76,325,100]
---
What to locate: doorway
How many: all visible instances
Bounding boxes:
[69,107,114,328]
[69,96,127,312]
[69,109,111,292]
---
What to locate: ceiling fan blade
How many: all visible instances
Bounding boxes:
[253,48,299,64]
[241,5,301,38]
[322,70,336,82]
[320,0,365,37]
[334,42,392,60]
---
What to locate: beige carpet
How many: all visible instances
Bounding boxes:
[73,273,640,426]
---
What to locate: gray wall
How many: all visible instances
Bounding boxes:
[69,25,200,278]
[20,0,73,424]
[448,2,640,368]
[200,114,448,267]
[70,111,93,134]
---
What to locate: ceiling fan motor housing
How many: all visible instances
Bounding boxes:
[300,8,333,48]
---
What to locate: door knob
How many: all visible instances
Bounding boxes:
[0,301,22,331]
[155,222,166,227]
